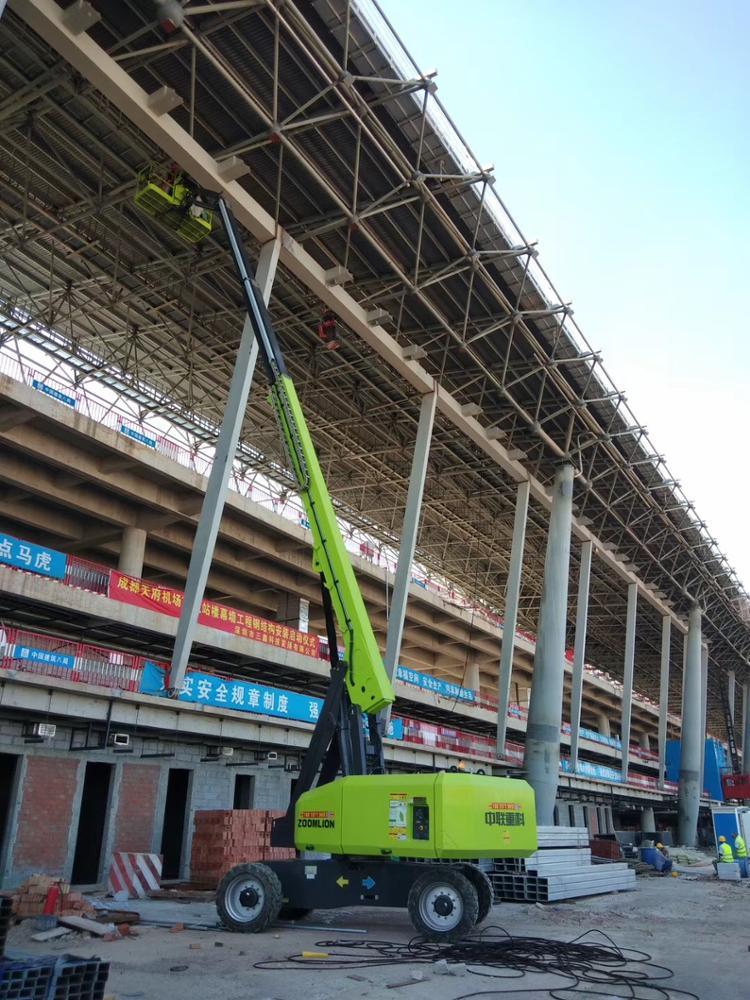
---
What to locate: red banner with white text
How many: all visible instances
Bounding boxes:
[109,571,319,658]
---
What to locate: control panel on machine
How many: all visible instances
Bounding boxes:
[412,799,430,840]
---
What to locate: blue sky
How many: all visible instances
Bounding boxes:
[379,0,750,589]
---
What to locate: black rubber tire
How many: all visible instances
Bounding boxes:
[407,867,479,942]
[278,906,313,921]
[216,862,283,933]
[462,865,494,924]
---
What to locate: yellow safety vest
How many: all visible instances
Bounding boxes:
[734,836,748,858]
[719,842,734,862]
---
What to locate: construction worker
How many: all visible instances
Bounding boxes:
[654,843,673,875]
[732,831,748,877]
[317,310,340,350]
[713,835,734,875]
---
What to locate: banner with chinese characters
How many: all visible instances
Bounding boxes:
[109,571,184,616]
[140,661,407,741]
[31,379,77,408]
[181,670,323,723]
[119,424,156,448]
[395,665,475,702]
[140,661,323,726]
[13,645,75,670]
[197,602,319,658]
[110,572,319,659]
[560,757,623,783]
[0,533,67,579]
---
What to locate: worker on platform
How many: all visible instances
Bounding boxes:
[317,310,340,350]
[732,831,748,877]
[654,843,673,875]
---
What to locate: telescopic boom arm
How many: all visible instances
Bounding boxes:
[218,199,394,716]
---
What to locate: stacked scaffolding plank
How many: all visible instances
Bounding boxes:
[490,827,636,903]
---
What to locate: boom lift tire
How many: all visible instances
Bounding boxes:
[217,862,282,933]
[407,868,479,941]
[462,864,494,924]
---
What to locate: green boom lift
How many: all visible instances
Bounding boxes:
[214,198,537,941]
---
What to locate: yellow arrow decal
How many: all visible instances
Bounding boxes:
[336,876,349,888]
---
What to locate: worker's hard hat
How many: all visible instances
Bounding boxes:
[719,835,727,842]
[656,843,663,849]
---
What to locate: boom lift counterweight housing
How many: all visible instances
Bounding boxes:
[214,198,537,940]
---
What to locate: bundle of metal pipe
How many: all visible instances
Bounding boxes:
[490,827,636,903]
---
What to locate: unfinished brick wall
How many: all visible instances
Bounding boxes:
[13,757,80,878]
[112,763,160,854]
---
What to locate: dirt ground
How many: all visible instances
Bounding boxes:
[5,874,746,1000]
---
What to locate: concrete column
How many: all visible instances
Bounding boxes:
[169,235,280,693]
[524,464,573,825]
[700,643,708,791]
[118,526,146,577]
[569,540,592,771]
[496,480,530,755]
[640,806,656,833]
[277,593,302,629]
[639,731,650,752]
[597,712,611,738]
[657,616,671,789]
[383,391,437,715]
[620,582,638,781]
[462,662,480,692]
[743,684,750,766]
[678,606,703,846]
[728,670,736,724]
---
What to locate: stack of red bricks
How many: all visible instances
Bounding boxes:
[590,838,622,861]
[6,875,96,920]
[191,810,295,885]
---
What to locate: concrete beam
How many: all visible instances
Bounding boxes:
[384,390,437,708]
[496,480,529,754]
[170,231,279,693]
[0,405,34,432]
[569,540,592,770]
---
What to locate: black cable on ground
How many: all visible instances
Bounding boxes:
[254,925,700,999]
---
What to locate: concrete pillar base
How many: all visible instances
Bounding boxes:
[641,806,656,833]
[597,712,611,738]
[118,526,147,577]
[462,662,480,692]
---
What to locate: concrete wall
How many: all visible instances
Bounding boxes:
[0,715,291,886]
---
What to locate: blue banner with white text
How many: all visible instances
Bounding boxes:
[13,645,75,670]
[119,424,157,449]
[395,665,475,702]
[141,661,407,740]
[32,379,76,408]
[0,533,67,579]
[141,661,324,724]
